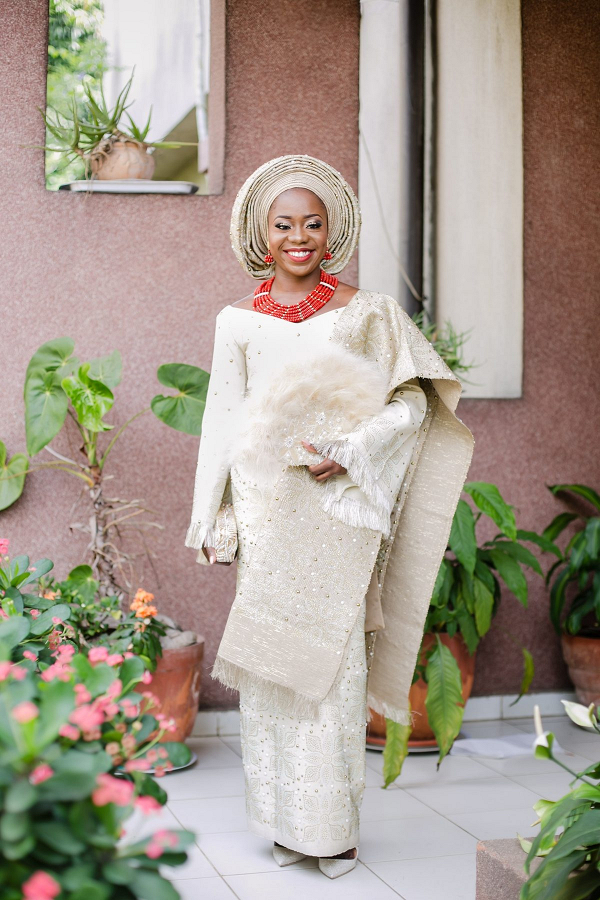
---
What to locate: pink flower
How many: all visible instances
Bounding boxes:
[135,795,162,815]
[69,704,105,732]
[22,870,60,900]
[12,701,38,723]
[30,764,54,785]
[0,538,10,555]
[105,678,123,699]
[51,616,62,625]
[0,661,11,681]
[92,773,135,808]
[23,650,37,661]
[124,758,151,773]
[88,646,109,665]
[59,724,80,741]
[120,701,139,718]
[106,653,123,667]
[29,608,41,619]
[11,665,27,681]
[145,840,164,859]
[124,651,134,659]
[74,683,92,706]
[55,644,75,660]
[145,829,178,857]
[141,670,153,684]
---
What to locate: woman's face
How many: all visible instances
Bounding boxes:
[267,188,328,277]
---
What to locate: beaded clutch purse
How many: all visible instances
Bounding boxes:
[213,502,238,563]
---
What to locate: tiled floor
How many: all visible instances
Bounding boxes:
[128,716,597,900]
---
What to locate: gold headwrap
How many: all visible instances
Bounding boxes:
[230,154,361,279]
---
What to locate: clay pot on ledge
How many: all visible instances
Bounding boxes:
[561,632,600,706]
[88,139,155,181]
[367,631,477,749]
[135,626,205,743]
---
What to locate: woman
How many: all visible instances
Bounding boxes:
[186,155,474,878]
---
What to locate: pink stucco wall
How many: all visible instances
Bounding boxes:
[1,0,598,709]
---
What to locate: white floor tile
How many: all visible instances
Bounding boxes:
[384,754,498,788]
[509,770,580,800]
[123,805,185,843]
[445,806,542,841]
[218,709,241,735]
[169,795,248,834]
[164,765,246,801]
[192,711,218,737]
[404,776,540,816]
[186,737,244,768]
[358,814,477,862]
[198,829,318,876]
[459,721,528,739]
[367,853,476,900]
[174,876,239,899]
[161,841,218,879]
[225,861,402,899]
[475,750,592,776]
[359,786,435,822]
[222,736,243,758]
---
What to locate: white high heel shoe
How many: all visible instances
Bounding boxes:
[272,843,308,867]
[318,847,358,878]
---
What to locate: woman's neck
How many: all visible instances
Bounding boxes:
[270,266,321,304]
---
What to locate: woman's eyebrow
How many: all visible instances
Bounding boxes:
[273,213,324,220]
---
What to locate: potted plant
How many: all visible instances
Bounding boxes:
[0,545,195,899]
[0,337,209,740]
[40,70,197,182]
[46,566,204,742]
[543,483,600,705]
[372,481,555,782]
[519,701,600,899]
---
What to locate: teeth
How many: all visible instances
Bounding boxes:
[288,250,311,257]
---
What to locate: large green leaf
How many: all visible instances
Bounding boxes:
[25,337,78,384]
[159,742,192,769]
[584,518,600,560]
[516,530,562,559]
[0,616,30,649]
[88,350,122,389]
[520,849,589,900]
[19,558,54,587]
[473,576,494,636]
[548,483,600,514]
[508,648,535,706]
[24,367,69,456]
[455,602,479,654]
[30,602,71,635]
[542,513,578,544]
[424,638,465,763]
[488,547,528,606]
[492,540,543,576]
[464,482,517,539]
[128,869,180,900]
[62,564,99,603]
[449,500,477,574]
[151,364,210,435]
[37,771,97,802]
[549,566,572,633]
[0,442,28,511]
[36,678,76,747]
[62,364,114,432]
[34,821,87,855]
[382,718,411,787]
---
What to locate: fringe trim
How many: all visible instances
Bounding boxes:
[321,491,391,536]
[185,521,216,550]
[367,692,414,727]
[211,656,323,720]
[313,438,392,517]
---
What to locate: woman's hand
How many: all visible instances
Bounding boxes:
[202,547,233,566]
[301,440,347,481]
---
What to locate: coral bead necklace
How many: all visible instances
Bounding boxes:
[253,269,338,322]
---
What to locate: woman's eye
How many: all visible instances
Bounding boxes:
[275,223,290,229]
[307,221,322,229]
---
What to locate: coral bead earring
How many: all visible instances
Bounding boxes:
[323,248,333,261]
[264,250,274,264]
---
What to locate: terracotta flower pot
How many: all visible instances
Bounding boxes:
[561,632,600,706]
[90,140,155,180]
[136,638,204,743]
[367,632,476,748]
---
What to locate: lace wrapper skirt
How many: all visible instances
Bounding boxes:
[231,463,368,857]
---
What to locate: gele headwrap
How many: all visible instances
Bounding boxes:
[230,154,361,279]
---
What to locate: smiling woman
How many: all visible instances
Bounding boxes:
[185,154,474,877]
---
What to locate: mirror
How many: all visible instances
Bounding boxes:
[45,0,211,193]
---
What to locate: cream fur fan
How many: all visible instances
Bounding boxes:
[228,345,389,489]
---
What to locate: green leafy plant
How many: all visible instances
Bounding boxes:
[40,69,197,182]
[0,338,209,598]
[519,701,600,899]
[383,482,557,783]
[0,545,195,899]
[411,309,476,380]
[543,484,600,637]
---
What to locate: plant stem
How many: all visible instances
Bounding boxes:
[99,408,150,469]
[548,751,598,787]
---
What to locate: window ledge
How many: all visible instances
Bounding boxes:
[58,180,199,195]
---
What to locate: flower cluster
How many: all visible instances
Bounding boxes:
[130,588,158,620]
